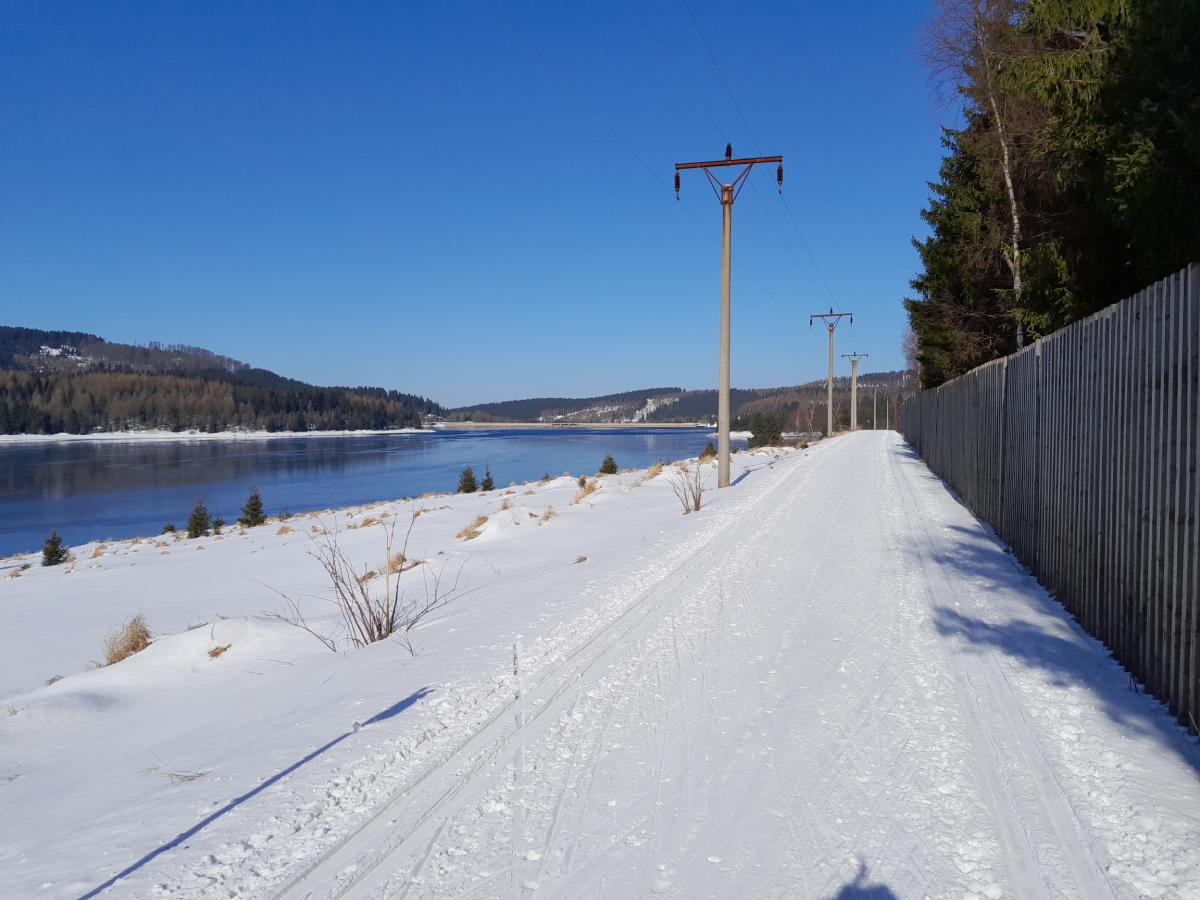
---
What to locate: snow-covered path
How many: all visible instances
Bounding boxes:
[278,432,1200,900]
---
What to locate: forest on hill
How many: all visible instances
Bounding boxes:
[0,327,440,434]
[906,0,1200,388]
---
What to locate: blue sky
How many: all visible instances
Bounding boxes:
[1,1,944,407]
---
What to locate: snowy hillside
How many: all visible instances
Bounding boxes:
[1,435,1198,899]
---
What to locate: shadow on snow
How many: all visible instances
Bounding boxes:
[825,861,898,899]
[79,686,434,898]
[892,440,1200,777]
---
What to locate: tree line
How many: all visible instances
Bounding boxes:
[906,0,1199,388]
[0,369,441,434]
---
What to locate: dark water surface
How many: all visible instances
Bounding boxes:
[1,428,734,556]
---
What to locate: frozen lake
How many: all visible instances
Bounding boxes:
[0,427,737,556]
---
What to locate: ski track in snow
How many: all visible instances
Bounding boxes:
[60,434,1200,897]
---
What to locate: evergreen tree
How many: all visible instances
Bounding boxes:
[457,467,477,493]
[187,500,211,538]
[699,441,717,460]
[908,0,1200,386]
[598,454,618,475]
[41,529,68,567]
[747,413,783,449]
[238,487,266,527]
[480,468,495,491]
[212,517,225,535]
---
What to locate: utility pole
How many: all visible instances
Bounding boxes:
[841,352,867,431]
[676,144,783,488]
[809,308,853,437]
[873,384,878,430]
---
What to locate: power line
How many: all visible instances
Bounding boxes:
[627,0,812,317]
[679,0,762,151]
[486,0,666,196]
[488,0,791,316]
[679,0,841,307]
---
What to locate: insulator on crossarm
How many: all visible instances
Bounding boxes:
[776,163,783,191]
[674,171,680,198]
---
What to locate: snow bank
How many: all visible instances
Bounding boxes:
[0,446,778,897]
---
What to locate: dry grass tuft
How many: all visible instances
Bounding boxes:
[103,614,151,666]
[501,497,512,511]
[91,544,108,559]
[573,478,598,505]
[575,555,587,564]
[386,551,420,575]
[208,644,231,658]
[276,525,294,535]
[541,505,556,522]
[635,463,664,487]
[155,540,170,549]
[522,489,536,496]
[456,514,488,541]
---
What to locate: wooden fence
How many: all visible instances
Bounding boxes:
[900,264,1199,733]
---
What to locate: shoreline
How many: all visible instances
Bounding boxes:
[0,422,713,444]
[0,427,429,445]
[433,421,709,430]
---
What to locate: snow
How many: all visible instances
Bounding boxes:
[1,433,1198,899]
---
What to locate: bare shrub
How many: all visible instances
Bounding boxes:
[208,644,231,658]
[575,555,587,564]
[104,615,151,666]
[313,515,470,653]
[669,463,706,515]
[91,544,108,559]
[456,515,488,540]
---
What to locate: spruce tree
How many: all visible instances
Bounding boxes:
[238,487,266,527]
[41,529,68,567]
[480,468,494,492]
[598,454,618,475]
[699,441,717,460]
[457,467,477,493]
[187,500,211,538]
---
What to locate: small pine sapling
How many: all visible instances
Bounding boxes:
[699,441,717,460]
[162,523,177,534]
[458,467,478,493]
[212,517,225,535]
[598,454,618,475]
[41,530,68,567]
[238,487,266,527]
[480,468,495,491]
[187,500,211,539]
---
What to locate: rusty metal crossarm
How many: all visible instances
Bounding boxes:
[675,155,783,170]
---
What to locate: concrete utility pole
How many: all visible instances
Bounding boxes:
[842,352,867,431]
[676,145,783,488]
[809,309,853,437]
